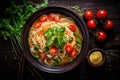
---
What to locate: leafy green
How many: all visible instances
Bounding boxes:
[46,36,57,46]
[57,26,66,36]
[44,26,67,49]
[0,0,48,59]
[57,36,67,49]
[44,28,53,37]
[71,5,85,17]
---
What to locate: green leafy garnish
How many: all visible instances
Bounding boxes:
[46,36,57,46]
[71,5,85,17]
[44,28,53,37]
[0,0,48,59]
[44,26,67,49]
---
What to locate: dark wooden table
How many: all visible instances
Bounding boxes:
[0,0,120,80]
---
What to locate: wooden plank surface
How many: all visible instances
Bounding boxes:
[0,0,120,80]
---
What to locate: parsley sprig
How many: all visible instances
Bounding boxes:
[0,0,48,59]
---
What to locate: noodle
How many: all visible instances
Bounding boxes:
[28,13,83,66]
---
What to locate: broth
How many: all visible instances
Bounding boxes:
[28,13,83,66]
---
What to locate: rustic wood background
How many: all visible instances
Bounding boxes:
[0,0,120,80]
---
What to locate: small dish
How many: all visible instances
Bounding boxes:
[87,48,105,67]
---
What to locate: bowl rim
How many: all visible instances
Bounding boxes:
[21,6,89,73]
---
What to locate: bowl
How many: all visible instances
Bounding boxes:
[87,48,105,67]
[21,6,89,73]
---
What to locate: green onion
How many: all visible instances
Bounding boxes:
[34,55,39,60]
[76,40,81,47]
[69,37,73,42]
[73,32,80,37]
[34,45,40,51]
[55,57,61,63]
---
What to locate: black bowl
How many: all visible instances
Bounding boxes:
[21,6,89,73]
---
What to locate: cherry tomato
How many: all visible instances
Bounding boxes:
[96,9,108,19]
[104,20,114,30]
[50,45,58,56]
[96,31,107,42]
[39,52,46,60]
[48,13,60,22]
[84,10,94,20]
[40,14,48,22]
[68,24,76,32]
[34,22,42,29]
[70,49,78,57]
[65,44,73,54]
[55,14,60,22]
[87,19,96,29]
[48,13,56,21]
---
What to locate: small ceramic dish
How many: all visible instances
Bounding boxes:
[87,48,105,67]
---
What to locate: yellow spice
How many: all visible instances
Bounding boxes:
[89,51,103,64]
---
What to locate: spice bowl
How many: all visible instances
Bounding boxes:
[87,48,105,67]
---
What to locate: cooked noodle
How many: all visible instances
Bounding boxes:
[28,13,83,66]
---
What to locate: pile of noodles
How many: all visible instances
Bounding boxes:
[28,16,82,66]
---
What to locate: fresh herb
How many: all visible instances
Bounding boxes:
[46,36,57,46]
[0,0,48,59]
[44,26,67,49]
[71,5,85,17]
[44,28,53,37]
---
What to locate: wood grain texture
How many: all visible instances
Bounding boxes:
[0,0,120,80]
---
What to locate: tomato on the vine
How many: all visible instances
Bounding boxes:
[96,31,107,42]
[87,19,97,29]
[96,9,108,19]
[104,20,114,30]
[84,10,94,20]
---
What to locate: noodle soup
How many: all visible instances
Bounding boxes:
[28,13,83,66]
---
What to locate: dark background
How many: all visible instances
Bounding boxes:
[0,0,120,80]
